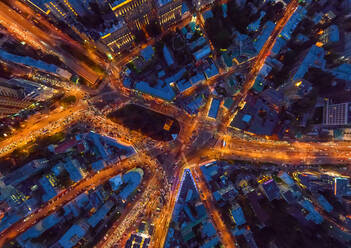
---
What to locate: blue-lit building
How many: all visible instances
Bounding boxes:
[254,21,275,53]
[119,168,144,201]
[260,179,280,201]
[320,25,340,46]
[27,0,92,23]
[230,204,246,226]
[87,200,114,227]
[247,11,266,32]
[334,177,349,197]
[63,160,85,183]
[135,80,176,101]
[193,45,211,61]
[290,45,326,81]
[208,98,220,119]
[163,45,175,66]
[2,159,48,187]
[109,174,123,191]
[280,6,307,41]
[57,221,90,248]
[39,174,58,202]
[17,213,62,247]
[317,194,333,213]
[91,160,106,172]
[299,199,324,224]
[141,46,155,62]
[156,0,183,28]
[278,172,295,186]
[204,61,219,79]
[0,49,71,80]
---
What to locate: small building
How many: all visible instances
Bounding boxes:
[320,25,340,46]
[17,213,62,247]
[109,174,123,191]
[119,169,144,201]
[260,179,280,201]
[291,45,326,81]
[63,160,84,183]
[87,200,114,228]
[202,9,213,20]
[254,21,275,52]
[140,46,154,62]
[135,80,176,101]
[204,62,219,79]
[39,174,58,202]
[278,172,295,186]
[334,177,349,197]
[163,45,175,66]
[247,11,265,32]
[208,98,220,119]
[193,45,211,61]
[58,222,90,248]
[317,194,333,213]
[280,6,307,40]
[299,199,324,224]
[91,160,106,172]
[230,204,246,226]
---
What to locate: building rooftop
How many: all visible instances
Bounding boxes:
[58,222,90,248]
[119,169,144,200]
[17,213,61,246]
[208,98,220,119]
[260,179,280,201]
[157,0,173,7]
[204,62,219,79]
[231,204,246,226]
[193,45,211,61]
[292,45,326,81]
[88,200,114,227]
[202,10,214,20]
[109,174,123,191]
[280,6,307,40]
[254,21,275,52]
[2,159,48,186]
[135,80,176,101]
[63,160,84,183]
[91,160,106,172]
[163,45,175,66]
[317,195,333,213]
[141,46,154,62]
[0,49,58,74]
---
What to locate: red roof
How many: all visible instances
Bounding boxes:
[55,138,78,154]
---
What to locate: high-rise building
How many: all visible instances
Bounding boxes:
[334,177,349,197]
[192,0,215,11]
[110,0,154,30]
[324,101,351,126]
[0,79,32,118]
[99,20,135,53]
[155,0,182,28]
[26,0,90,22]
[319,25,340,47]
